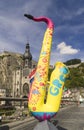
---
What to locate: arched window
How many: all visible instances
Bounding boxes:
[23,83,29,96]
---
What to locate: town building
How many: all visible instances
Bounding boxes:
[12,43,37,98]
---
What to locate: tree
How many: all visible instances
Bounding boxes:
[64,59,81,65]
[65,65,84,89]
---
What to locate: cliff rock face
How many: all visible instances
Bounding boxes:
[0,51,23,94]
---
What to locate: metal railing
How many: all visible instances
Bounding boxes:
[0,97,28,101]
[0,97,78,116]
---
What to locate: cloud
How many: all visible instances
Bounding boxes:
[22,0,52,16]
[76,7,84,15]
[0,0,52,52]
[57,42,80,54]
[0,0,83,65]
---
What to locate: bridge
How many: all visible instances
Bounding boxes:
[0,103,84,130]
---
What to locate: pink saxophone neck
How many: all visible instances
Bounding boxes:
[24,14,54,28]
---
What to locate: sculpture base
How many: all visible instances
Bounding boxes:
[33,120,58,130]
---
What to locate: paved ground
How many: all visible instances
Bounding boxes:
[51,103,84,130]
[0,104,84,130]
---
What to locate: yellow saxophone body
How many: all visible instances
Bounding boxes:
[24,14,69,121]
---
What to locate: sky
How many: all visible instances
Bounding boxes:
[0,0,84,65]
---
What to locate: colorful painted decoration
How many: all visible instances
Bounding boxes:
[24,14,69,121]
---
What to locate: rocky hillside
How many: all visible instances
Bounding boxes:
[0,51,23,90]
[0,51,84,92]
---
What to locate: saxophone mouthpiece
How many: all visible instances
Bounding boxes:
[24,14,34,20]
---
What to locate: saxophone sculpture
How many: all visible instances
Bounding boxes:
[24,14,69,121]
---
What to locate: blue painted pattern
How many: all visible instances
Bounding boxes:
[31,111,56,121]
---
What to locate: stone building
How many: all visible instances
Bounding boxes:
[12,43,37,98]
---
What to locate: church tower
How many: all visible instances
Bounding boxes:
[22,43,32,97]
[12,42,37,98]
[23,43,32,68]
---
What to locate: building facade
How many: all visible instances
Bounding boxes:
[12,43,37,98]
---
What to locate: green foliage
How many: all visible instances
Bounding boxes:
[48,68,54,81]
[64,63,84,88]
[64,58,81,65]
[0,107,16,116]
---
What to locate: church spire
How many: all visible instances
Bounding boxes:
[23,42,32,68]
